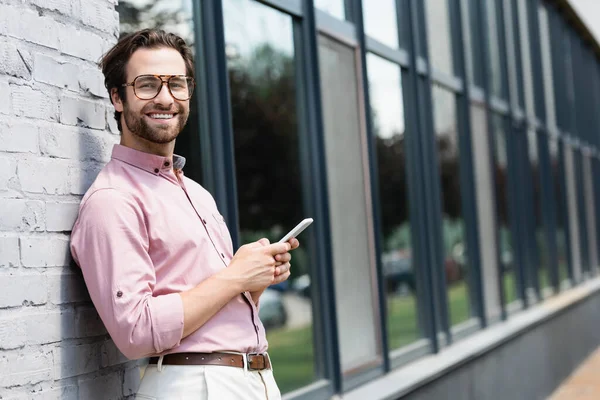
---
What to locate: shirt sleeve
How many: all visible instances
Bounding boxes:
[70,188,184,360]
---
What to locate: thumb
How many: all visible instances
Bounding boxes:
[258,238,270,246]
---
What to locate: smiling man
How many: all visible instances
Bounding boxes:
[70,29,298,399]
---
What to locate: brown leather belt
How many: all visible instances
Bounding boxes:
[148,352,271,371]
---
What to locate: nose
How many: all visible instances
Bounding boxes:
[154,82,174,106]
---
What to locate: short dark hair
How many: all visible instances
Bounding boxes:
[99,29,195,132]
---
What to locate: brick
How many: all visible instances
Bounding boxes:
[75,307,107,337]
[25,310,76,344]
[40,125,113,162]
[47,272,90,305]
[0,120,39,153]
[0,316,26,349]
[106,106,119,134]
[69,163,102,195]
[79,67,108,98]
[18,157,70,195]
[80,0,119,36]
[0,38,32,79]
[12,85,59,121]
[100,340,128,368]
[0,199,45,232]
[53,342,101,378]
[58,24,110,62]
[0,157,17,192]
[0,349,53,386]
[46,202,80,232]
[33,54,79,90]
[30,0,74,16]
[20,236,71,268]
[0,81,9,115]
[0,6,59,49]
[30,385,78,400]
[60,95,106,129]
[78,372,123,400]
[0,235,19,267]
[0,273,47,307]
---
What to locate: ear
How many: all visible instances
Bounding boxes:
[110,88,124,112]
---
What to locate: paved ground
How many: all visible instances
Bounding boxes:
[548,347,600,400]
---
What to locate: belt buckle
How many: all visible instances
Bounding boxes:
[246,353,265,371]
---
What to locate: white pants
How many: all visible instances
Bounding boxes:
[135,361,282,400]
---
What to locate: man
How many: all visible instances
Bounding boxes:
[70,29,298,399]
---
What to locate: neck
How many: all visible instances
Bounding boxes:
[120,130,175,158]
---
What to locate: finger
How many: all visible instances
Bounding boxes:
[275,252,291,263]
[273,270,291,284]
[275,262,291,276]
[288,238,300,250]
[258,238,270,246]
[266,242,291,256]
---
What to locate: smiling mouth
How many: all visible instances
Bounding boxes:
[147,113,177,120]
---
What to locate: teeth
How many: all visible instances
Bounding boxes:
[149,113,174,119]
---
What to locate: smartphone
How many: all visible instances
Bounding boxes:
[278,218,314,243]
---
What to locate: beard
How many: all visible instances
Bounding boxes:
[123,102,189,144]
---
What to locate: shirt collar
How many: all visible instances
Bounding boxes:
[111,144,186,174]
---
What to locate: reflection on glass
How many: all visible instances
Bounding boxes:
[517,0,536,116]
[367,54,421,350]
[486,0,505,98]
[528,130,550,290]
[424,0,454,75]
[363,0,399,49]
[117,0,202,183]
[538,4,557,130]
[223,0,315,393]
[431,85,470,325]
[314,0,345,20]
[550,140,568,284]
[462,0,482,86]
[491,115,518,305]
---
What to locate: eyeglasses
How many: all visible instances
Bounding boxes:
[122,74,195,101]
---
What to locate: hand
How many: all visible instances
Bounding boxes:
[268,237,299,277]
[226,240,291,293]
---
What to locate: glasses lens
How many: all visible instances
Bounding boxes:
[169,77,194,100]
[134,76,162,99]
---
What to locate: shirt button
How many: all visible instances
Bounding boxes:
[202,219,207,225]
[221,253,225,258]
[116,291,123,298]
[164,161,170,167]
[154,168,159,173]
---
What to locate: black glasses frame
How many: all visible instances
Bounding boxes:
[122,74,196,101]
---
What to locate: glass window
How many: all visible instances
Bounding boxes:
[315,0,345,20]
[550,140,569,284]
[538,4,557,130]
[503,0,522,109]
[563,144,582,282]
[117,0,202,183]
[491,115,519,306]
[462,0,483,86]
[516,0,535,117]
[424,0,454,76]
[367,54,423,351]
[223,0,316,393]
[471,105,501,321]
[362,0,399,49]
[318,36,381,374]
[583,155,599,275]
[431,85,473,326]
[485,0,506,98]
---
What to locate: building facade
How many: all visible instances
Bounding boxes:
[1,0,600,399]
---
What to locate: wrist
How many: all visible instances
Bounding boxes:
[214,268,245,294]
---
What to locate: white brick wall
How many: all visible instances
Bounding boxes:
[0,0,132,398]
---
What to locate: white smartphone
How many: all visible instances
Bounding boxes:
[278,218,314,243]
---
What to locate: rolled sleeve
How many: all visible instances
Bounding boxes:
[71,188,184,360]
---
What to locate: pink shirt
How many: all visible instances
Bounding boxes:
[70,144,267,360]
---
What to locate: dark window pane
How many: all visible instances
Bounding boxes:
[223,0,316,393]
[431,85,471,326]
[462,0,483,86]
[363,0,400,49]
[367,53,423,351]
[485,0,506,98]
[424,0,454,75]
[550,140,568,283]
[117,0,202,184]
